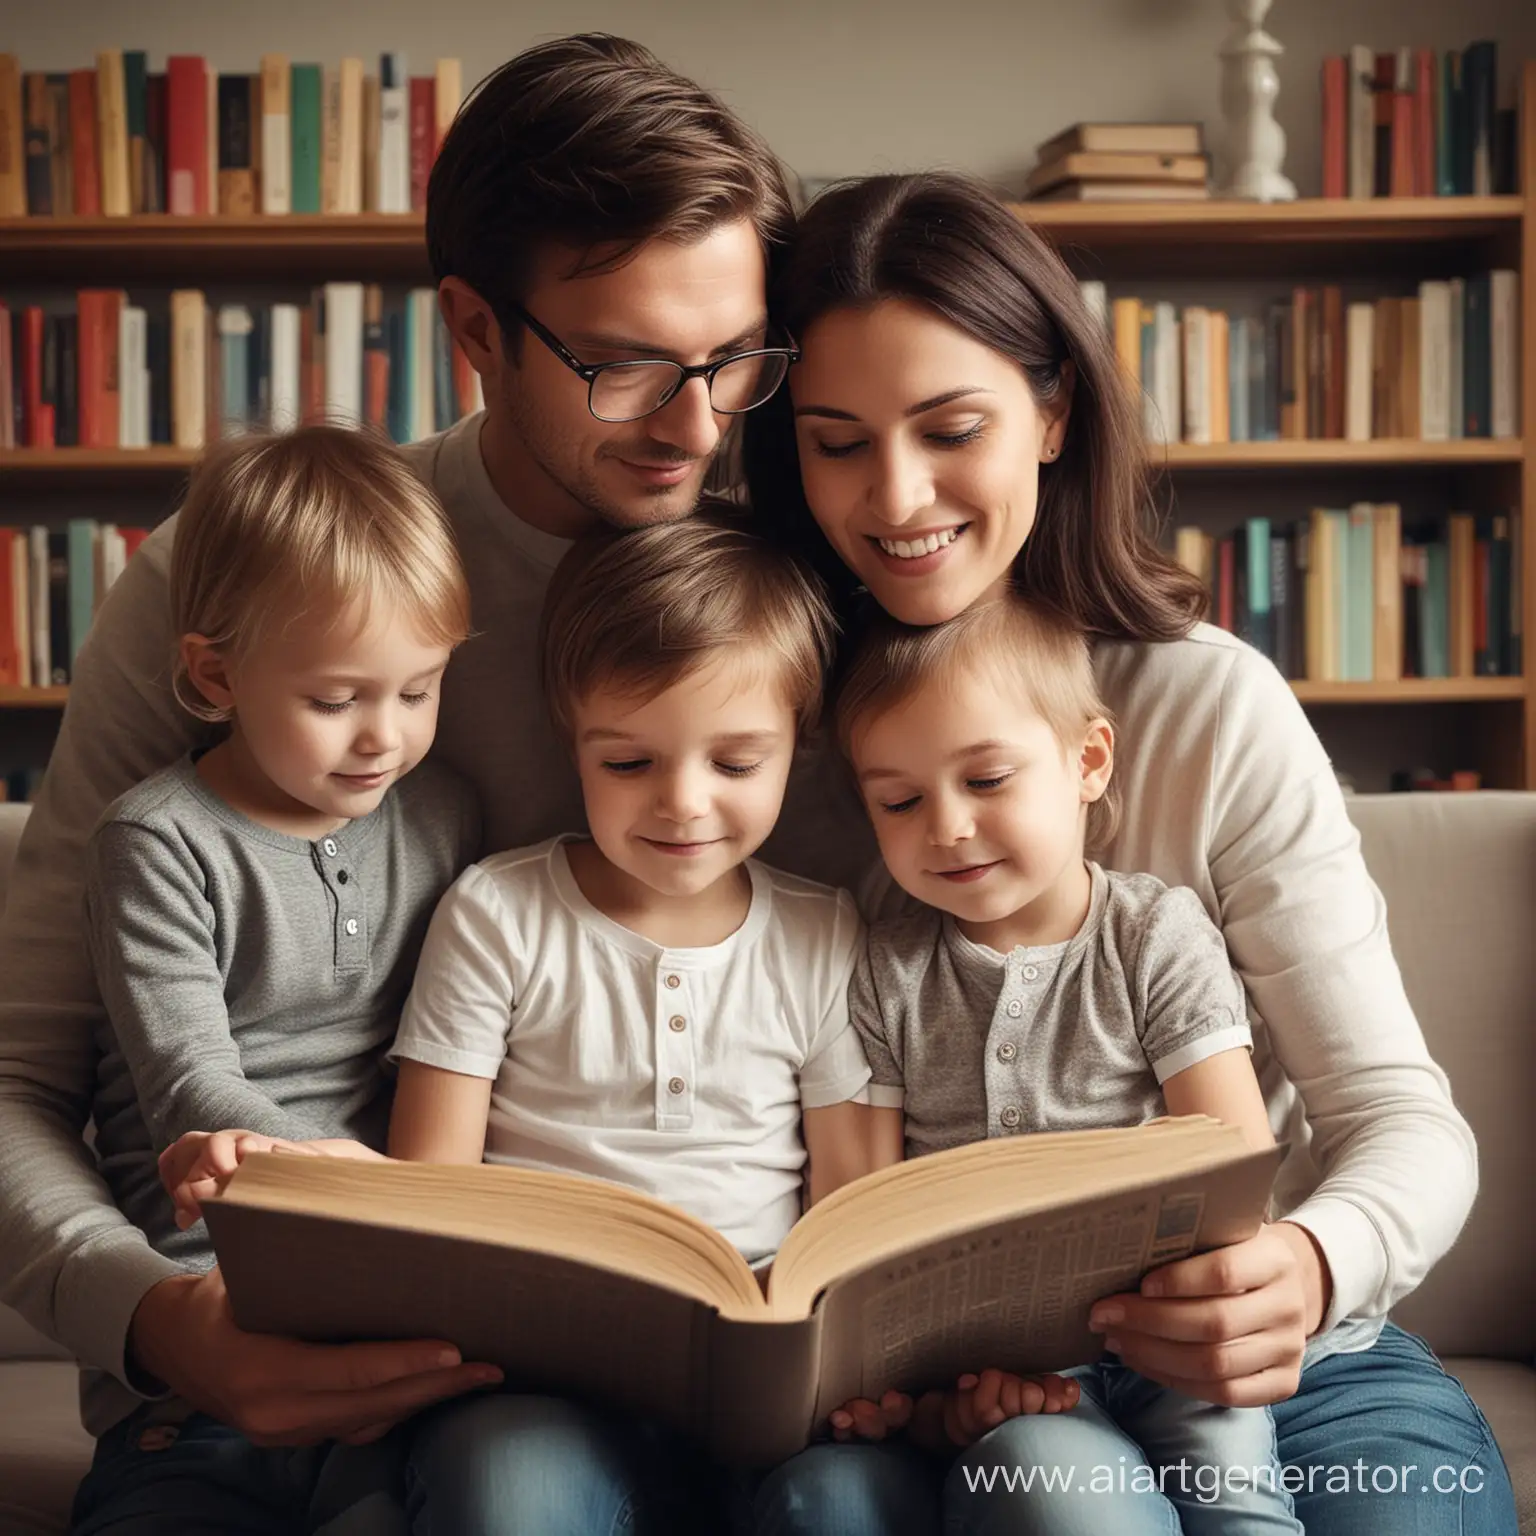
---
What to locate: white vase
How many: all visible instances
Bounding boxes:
[1217,0,1298,202]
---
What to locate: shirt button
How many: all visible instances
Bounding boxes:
[1006,999,1023,1018]
[1022,964,1039,981]
[336,870,349,884]
[669,1015,687,1033]
[322,838,338,857]
[664,974,681,990]
[668,1076,686,1095]
[344,918,359,936]
[1000,1105,1022,1129]
[997,1041,1017,1062]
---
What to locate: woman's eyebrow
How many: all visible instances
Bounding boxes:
[794,387,993,422]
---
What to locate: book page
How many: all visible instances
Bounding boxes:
[809,1158,1273,1423]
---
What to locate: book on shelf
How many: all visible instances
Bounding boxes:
[1035,122,1203,160]
[0,287,484,452]
[0,50,462,219]
[0,520,149,688]
[203,1119,1279,1467]
[1081,273,1520,447]
[1173,506,1520,684]
[1324,38,1514,198]
[1030,181,1210,204]
[1023,151,1208,200]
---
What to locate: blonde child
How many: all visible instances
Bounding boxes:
[90,426,482,1252]
[818,595,1301,1536]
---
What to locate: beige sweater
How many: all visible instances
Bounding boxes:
[0,414,1476,1433]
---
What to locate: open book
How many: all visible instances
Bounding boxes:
[204,1118,1279,1466]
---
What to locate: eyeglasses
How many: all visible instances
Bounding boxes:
[508,304,799,424]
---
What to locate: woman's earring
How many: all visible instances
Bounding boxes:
[1043,444,1058,460]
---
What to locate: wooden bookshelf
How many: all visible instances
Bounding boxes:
[1,59,1533,787]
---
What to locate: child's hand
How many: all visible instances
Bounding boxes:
[158,1131,386,1229]
[828,1389,914,1442]
[912,1369,1080,1451]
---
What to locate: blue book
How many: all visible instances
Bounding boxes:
[1245,517,1271,659]
[218,307,252,432]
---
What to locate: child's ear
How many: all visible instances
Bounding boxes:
[180,635,235,716]
[1078,717,1114,805]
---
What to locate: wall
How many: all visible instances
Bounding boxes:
[7,0,1533,196]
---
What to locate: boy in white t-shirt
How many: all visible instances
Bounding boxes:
[384,513,880,1532]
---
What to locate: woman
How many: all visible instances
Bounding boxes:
[743,172,1515,1536]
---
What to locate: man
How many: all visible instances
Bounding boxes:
[0,34,819,1534]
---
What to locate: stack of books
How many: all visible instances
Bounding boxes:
[1025,123,1209,203]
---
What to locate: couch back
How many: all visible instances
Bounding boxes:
[0,794,1532,1363]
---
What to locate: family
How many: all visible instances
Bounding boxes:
[0,30,1516,1536]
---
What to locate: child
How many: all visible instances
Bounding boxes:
[385,515,1068,1534]
[825,594,1302,1535]
[88,424,482,1265]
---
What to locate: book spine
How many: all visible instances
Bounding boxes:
[260,55,291,214]
[217,305,252,431]
[408,77,433,211]
[1372,53,1395,198]
[1397,296,1420,440]
[1229,314,1248,443]
[1417,282,1450,441]
[1344,302,1372,441]
[95,50,131,217]
[1321,57,1347,198]
[123,51,147,215]
[1488,271,1518,439]
[379,53,409,214]
[23,73,50,215]
[46,75,72,215]
[118,304,146,448]
[1413,49,1435,197]
[322,282,364,424]
[1371,503,1402,682]
[1462,273,1490,438]
[269,303,301,430]
[321,67,341,214]
[289,64,322,214]
[47,529,69,684]
[170,289,207,448]
[0,56,23,217]
[142,71,165,213]
[337,58,364,215]
[66,518,96,670]
[144,311,168,445]
[1347,46,1375,199]
[1437,52,1458,196]
[364,284,389,429]
[68,70,100,215]
[0,530,17,687]
[433,59,461,154]
[28,527,49,686]
[165,57,207,215]
[1463,41,1496,197]
[216,75,256,217]
[1447,512,1475,676]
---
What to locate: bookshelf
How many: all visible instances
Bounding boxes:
[0,60,1532,793]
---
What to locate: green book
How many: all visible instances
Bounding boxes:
[290,64,322,214]
[66,519,97,671]
[1424,543,1449,678]
[1437,52,1458,197]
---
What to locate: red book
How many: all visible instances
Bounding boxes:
[409,77,434,212]
[0,531,18,686]
[76,290,123,449]
[365,349,390,430]
[1217,538,1235,633]
[21,307,51,448]
[165,56,208,215]
[68,70,100,215]
[1389,52,1415,197]
[1321,57,1347,199]
[1414,49,1436,197]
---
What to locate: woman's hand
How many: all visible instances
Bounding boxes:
[1088,1222,1330,1406]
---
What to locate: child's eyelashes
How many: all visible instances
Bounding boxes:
[968,772,1013,791]
[876,772,1013,814]
[878,795,921,816]
[307,689,435,716]
[599,759,765,778]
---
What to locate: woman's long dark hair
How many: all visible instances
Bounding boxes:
[743,172,1204,641]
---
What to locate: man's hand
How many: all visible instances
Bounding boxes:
[1088,1222,1328,1407]
[159,1130,388,1229]
[129,1270,502,1446]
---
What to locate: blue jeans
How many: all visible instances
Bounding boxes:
[70,1401,406,1535]
[751,1326,1519,1535]
[403,1390,735,1536]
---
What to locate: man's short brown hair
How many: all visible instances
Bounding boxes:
[540,510,836,743]
[428,34,794,334]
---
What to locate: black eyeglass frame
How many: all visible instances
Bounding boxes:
[507,303,800,423]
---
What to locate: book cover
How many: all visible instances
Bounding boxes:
[0,56,23,216]
[1320,57,1347,199]
[123,51,147,215]
[290,64,322,214]
[23,72,50,215]
[68,70,100,215]
[95,50,131,217]
[45,74,72,214]
[260,55,291,214]
[165,56,208,215]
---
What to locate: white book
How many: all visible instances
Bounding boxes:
[260,55,291,215]
[1153,303,1178,446]
[1447,277,1465,440]
[99,524,126,602]
[1344,302,1373,441]
[322,282,365,425]
[28,526,50,689]
[1181,308,1210,445]
[1490,270,1519,439]
[118,306,147,449]
[1348,45,1375,200]
[1416,283,1451,442]
[270,303,302,431]
[338,58,365,215]
[409,288,436,442]
[378,53,410,215]
[171,289,207,450]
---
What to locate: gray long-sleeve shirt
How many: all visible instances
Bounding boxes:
[83,755,479,1273]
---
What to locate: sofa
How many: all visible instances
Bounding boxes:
[0,793,1532,1534]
